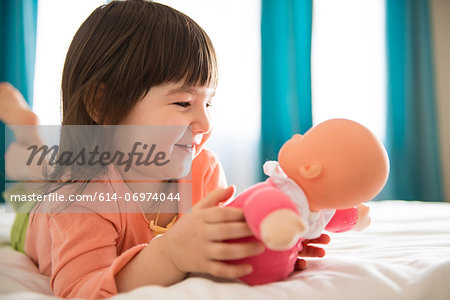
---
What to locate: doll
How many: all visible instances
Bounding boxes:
[225,119,389,285]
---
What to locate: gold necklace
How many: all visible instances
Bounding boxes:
[149,182,177,235]
[149,205,177,235]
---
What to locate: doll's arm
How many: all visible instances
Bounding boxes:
[325,204,371,233]
[325,207,358,233]
[243,186,307,250]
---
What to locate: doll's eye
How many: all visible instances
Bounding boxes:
[174,102,191,108]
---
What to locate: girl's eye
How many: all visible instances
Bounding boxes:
[174,102,191,108]
[206,102,213,108]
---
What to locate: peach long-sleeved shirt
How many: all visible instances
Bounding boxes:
[25,149,227,299]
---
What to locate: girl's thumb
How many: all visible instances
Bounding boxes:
[194,185,235,209]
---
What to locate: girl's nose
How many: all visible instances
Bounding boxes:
[191,106,211,134]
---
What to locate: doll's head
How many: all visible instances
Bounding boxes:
[278,119,389,211]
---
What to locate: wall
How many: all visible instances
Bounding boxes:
[430,0,450,202]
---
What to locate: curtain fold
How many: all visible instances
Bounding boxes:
[0,0,38,202]
[260,0,313,180]
[382,0,443,201]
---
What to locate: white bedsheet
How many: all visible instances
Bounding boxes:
[0,200,449,300]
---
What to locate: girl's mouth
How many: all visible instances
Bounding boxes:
[175,144,194,154]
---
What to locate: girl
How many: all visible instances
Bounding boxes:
[0,1,329,298]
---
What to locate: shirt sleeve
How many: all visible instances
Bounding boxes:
[48,208,147,299]
[203,151,228,196]
[191,149,228,206]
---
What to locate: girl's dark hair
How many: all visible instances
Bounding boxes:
[36,0,217,210]
[63,0,217,126]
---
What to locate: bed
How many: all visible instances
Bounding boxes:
[1,200,449,300]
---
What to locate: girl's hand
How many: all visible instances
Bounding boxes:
[294,233,330,271]
[162,186,265,279]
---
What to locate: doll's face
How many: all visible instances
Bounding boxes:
[278,119,389,212]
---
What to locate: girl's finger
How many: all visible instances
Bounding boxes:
[193,185,236,210]
[207,242,265,261]
[202,206,245,223]
[294,258,307,271]
[206,261,253,279]
[205,222,254,241]
[303,233,330,245]
[298,245,326,258]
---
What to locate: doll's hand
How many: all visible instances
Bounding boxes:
[294,234,330,271]
[353,204,371,232]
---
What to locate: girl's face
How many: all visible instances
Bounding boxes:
[114,81,215,179]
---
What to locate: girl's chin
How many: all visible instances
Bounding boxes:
[141,155,192,180]
[130,166,190,180]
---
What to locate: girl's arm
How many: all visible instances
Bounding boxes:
[46,205,186,298]
[47,209,137,298]
[115,235,186,291]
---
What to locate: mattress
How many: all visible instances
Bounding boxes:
[0,200,449,300]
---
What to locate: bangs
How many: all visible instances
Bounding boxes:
[168,13,218,88]
[140,2,218,90]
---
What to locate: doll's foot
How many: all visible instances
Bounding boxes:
[0,82,40,126]
[0,82,42,145]
[260,209,308,250]
[0,83,46,180]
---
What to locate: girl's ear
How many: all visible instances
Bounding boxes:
[299,161,322,179]
[84,83,105,124]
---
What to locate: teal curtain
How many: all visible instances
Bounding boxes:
[382,0,443,201]
[0,0,39,202]
[260,0,313,180]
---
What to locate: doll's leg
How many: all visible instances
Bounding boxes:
[0,82,47,180]
[243,187,307,250]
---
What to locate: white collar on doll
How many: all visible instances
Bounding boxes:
[263,161,336,239]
